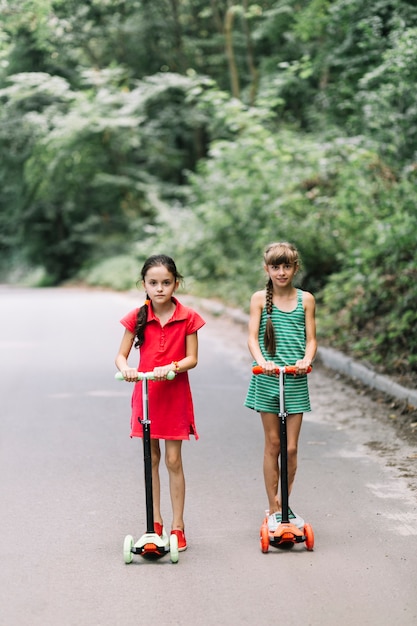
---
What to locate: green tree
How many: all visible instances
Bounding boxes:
[356,27,417,163]
[0,69,215,282]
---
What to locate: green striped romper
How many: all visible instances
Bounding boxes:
[244,289,311,414]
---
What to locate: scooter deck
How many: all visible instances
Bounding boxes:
[124,529,179,563]
[260,519,314,552]
[133,532,170,560]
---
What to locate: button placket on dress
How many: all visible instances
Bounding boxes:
[159,324,166,352]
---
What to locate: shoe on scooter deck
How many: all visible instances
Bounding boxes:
[260,516,314,553]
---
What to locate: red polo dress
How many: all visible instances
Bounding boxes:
[120,298,205,440]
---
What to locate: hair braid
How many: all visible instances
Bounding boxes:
[134,298,149,348]
[264,278,276,357]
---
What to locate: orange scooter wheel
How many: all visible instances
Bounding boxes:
[260,524,270,553]
[304,523,314,551]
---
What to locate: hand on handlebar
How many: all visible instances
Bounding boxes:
[152,364,175,381]
[294,358,312,375]
[120,367,140,383]
[253,362,312,376]
[260,360,279,376]
[116,366,176,382]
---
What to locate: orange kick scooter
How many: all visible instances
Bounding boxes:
[253,365,314,552]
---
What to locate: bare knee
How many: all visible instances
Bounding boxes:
[165,449,183,474]
[287,443,298,463]
[287,440,298,456]
[261,413,281,458]
[265,433,280,457]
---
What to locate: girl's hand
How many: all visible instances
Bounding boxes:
[153,364,175,381]
[258,360,278,375]
[295,358,311,374]
[121,368,139,383]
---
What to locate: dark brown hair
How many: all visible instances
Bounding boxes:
[133,254,183,348]
[263,242,300,356]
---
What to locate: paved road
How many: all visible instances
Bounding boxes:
[1,287,416,626]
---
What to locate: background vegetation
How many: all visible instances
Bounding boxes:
[1,0,416,382]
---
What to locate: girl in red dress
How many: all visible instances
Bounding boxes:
[115,254,205,551]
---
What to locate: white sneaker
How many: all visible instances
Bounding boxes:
[287,508,305,529]
[268,509,305,531]
[267,512,282,532]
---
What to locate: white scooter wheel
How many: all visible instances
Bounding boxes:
[123,535,134,564]
[169,533,179,563]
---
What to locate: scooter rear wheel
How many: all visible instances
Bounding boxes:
[260,524,270,553]
[304,523,314,551]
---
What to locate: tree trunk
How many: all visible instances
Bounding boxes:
[224,6,240,99]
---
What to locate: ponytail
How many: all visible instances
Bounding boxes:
[264,279,276,357]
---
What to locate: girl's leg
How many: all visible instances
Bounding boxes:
[260,412,281,513]
[285,412,303,499]
[150,439,163,526]
[261,411,303,512]
[164,440,185,530]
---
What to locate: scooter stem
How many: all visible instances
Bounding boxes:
[141,377,155,533]
[279,369,290,524]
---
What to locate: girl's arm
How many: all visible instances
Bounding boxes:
[115,329,137,382]
[152,331,199,380]
[295,291,317,373]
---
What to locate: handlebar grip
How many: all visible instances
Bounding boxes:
[252,365,280,375]
[252,365,312,375]
[115,370,176,381]
[283,365,312,375]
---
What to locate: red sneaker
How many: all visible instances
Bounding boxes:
[154,522,163,536]
[171,529,187,551]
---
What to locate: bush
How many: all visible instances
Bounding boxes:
[79,255,141,291]
[320,175,417,376]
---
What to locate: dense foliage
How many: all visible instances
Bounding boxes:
[1,0,417,379]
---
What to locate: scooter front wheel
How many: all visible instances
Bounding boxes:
[123,534,134,564]
[169,533,179,563]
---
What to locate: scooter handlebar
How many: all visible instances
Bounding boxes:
[252,365,312,375]
[115,370,176,381]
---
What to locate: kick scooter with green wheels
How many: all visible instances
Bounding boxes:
[115,369,179,564]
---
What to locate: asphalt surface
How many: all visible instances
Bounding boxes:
[1,287,416,626]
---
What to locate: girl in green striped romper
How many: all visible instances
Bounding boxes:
[245,242,317,531]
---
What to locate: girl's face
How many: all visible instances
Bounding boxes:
[143,264,178,305]
[265,261,298,288]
